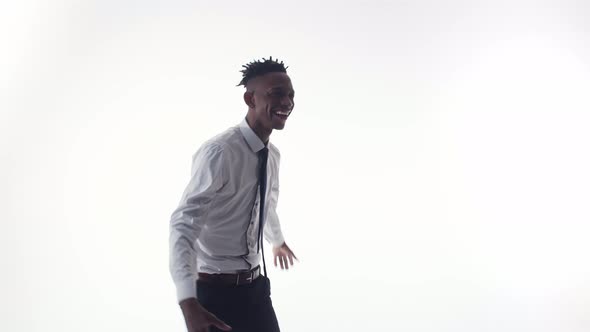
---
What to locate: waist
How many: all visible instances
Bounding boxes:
[198,265,261,286]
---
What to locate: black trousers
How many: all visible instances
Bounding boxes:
[197,275,281,332]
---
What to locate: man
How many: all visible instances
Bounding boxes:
[169,57,298,332]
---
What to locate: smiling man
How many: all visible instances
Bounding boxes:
[169,57,298,332]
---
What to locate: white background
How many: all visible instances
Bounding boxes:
[2,1,590,331]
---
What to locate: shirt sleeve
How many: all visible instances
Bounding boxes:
[169,143,225,303]
[264,153,285,247]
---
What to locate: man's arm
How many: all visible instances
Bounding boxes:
[263,155,298,270]
[263,158,285,248]
[265,178,298,269]
[169,143,225,302]
[169,143,233,331]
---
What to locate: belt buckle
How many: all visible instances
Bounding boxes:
[236,271,253,285]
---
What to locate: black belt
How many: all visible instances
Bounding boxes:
[198,266,261,286]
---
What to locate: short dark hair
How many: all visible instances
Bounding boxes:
[237,56,288,87]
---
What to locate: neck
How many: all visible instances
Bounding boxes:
[245,114,271,144]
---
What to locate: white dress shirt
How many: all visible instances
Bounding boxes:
[169,118,285,303]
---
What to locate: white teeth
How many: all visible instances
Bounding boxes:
[275,111,289,116]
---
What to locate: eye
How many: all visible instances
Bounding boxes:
[268,91,284,98]
[268,89,294,99]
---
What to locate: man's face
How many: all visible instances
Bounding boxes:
[247,72,295,130]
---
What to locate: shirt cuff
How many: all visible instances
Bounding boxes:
[271,232,285,247]
[175,278,197,303]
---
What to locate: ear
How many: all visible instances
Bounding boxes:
[243,91,255,108]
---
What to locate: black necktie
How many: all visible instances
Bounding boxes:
[257,147,269,277]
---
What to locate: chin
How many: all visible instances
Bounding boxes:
[273,123,286,130]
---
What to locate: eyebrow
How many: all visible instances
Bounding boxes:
[267,87,295,93]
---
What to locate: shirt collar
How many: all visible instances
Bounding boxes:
[239,117,266,153]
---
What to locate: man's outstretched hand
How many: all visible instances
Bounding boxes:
[272,242,298,270]
[179,298,232,332]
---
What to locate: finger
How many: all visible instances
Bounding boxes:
[274,254,278,267]
[279,255,285,269]
[282,256,289,270]
[207,313,232,331]
[288,254,294,266]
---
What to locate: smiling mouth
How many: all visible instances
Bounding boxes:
[272,110,291,120]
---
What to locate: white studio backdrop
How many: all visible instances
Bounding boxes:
[2,1,589,331]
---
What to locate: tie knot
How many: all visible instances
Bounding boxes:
[258,147,268,175]
[258,147,269,158]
